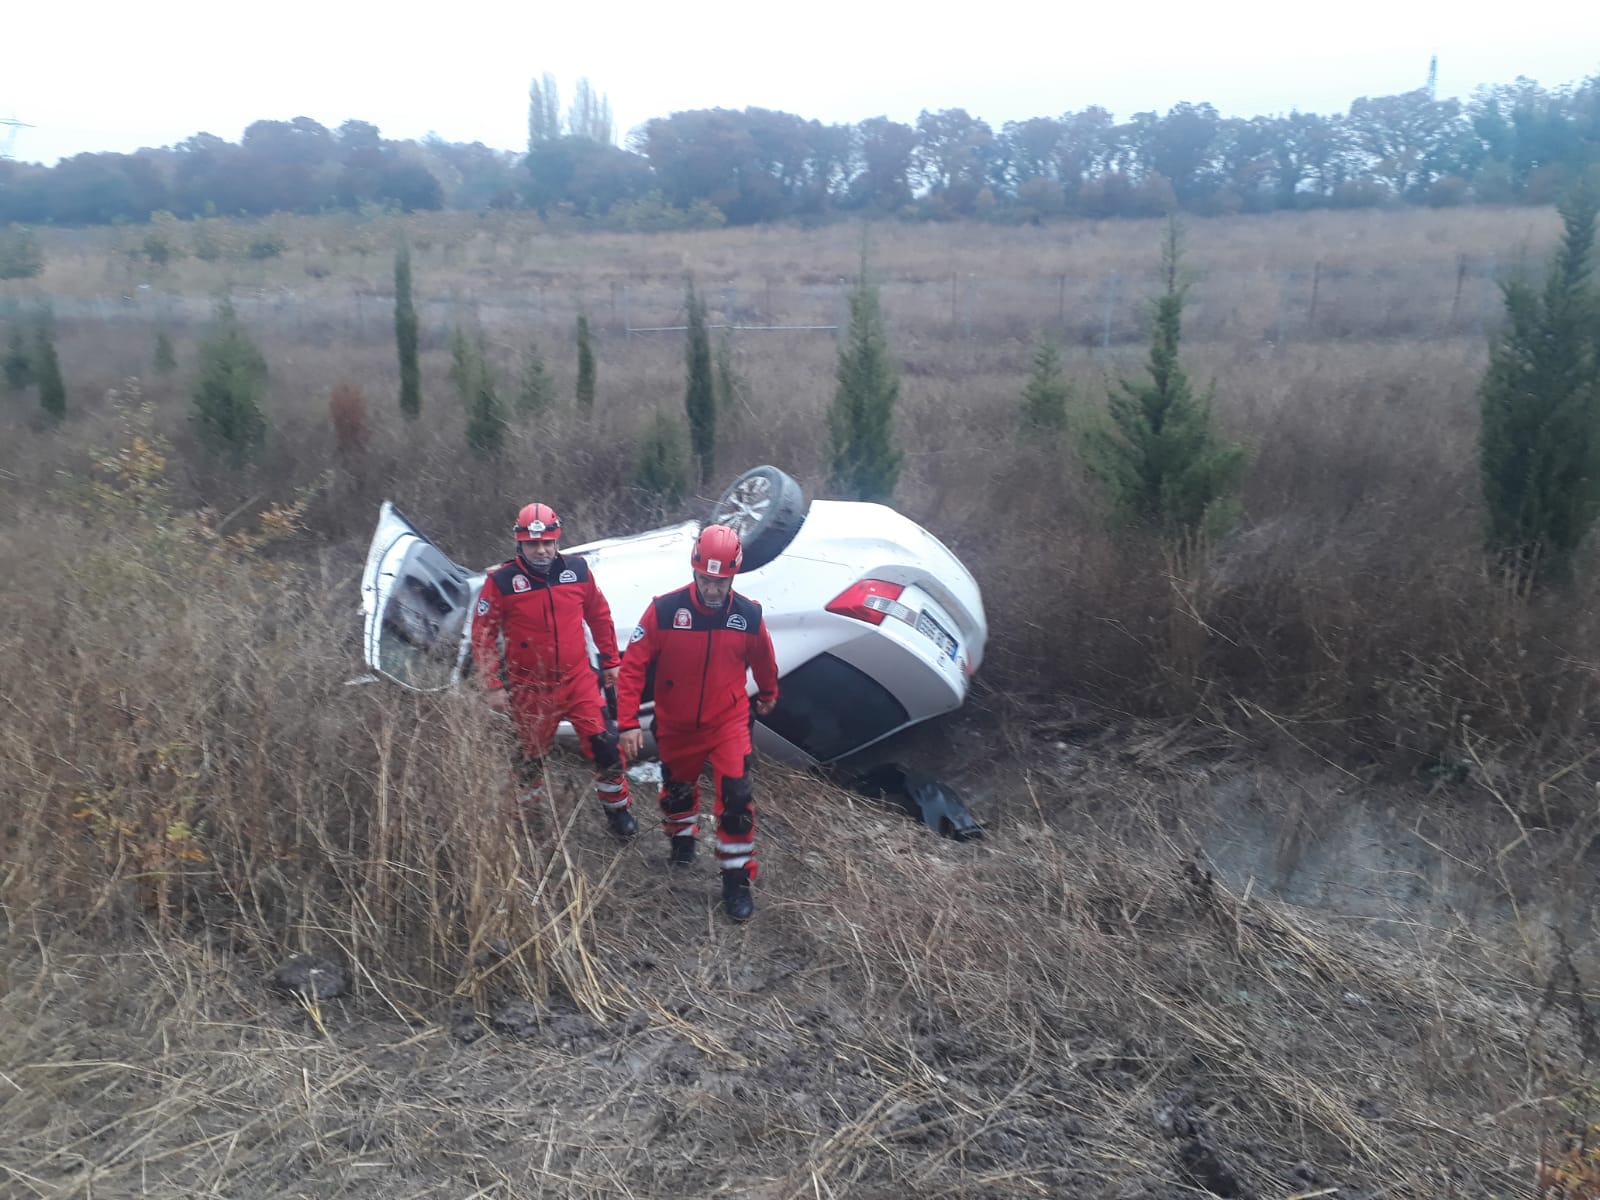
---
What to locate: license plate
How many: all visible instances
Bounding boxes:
[915,611,958,660]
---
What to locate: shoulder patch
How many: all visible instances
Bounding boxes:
[672,608,693,629]
[629,625,646,643]
[558,569,577,584]
[512,574,531,593]
[725,613,748,631]
[476,597,490,616]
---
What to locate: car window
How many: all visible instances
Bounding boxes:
[375,541,474,691]
[759,652,910,762]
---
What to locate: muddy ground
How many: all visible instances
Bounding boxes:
[2,705,1591,1199]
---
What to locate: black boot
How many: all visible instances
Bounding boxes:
[721,868,754,922]
[669,835,696,868]
[605,806,637,838]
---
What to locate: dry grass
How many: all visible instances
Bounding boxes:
[0,740,1583,1197]
[4,208,1600,1196]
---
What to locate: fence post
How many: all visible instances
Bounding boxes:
[1308,261,1321,332]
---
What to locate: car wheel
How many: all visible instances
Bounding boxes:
[709,465,807,571]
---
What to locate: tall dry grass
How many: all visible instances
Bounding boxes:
[4,205,1596,792]
[0,405,615,1018]
[4,203,1600,1189]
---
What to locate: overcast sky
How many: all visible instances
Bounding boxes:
[5,0,1597,165]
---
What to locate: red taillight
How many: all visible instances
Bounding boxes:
[827,579,908,626]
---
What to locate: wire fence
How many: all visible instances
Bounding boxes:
[3,256,1523,352]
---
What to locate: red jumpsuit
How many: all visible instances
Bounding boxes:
[471,552,630,815]
[615,583,779,877]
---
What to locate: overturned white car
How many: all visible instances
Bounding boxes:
[359,467,987,765]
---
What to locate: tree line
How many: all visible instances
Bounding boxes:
[1,74,1597,231]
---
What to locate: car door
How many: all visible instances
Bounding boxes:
[360,502,483,691]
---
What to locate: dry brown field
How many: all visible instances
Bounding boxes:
[2,205,1596,1198]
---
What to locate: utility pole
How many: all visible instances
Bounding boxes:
[0,115,34,159]
[1425,55,1438,99]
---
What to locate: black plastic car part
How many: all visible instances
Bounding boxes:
[708,465,808,572]
[853,763,985,841]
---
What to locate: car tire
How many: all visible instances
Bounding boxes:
[708,466,807,571]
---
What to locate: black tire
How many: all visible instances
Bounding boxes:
[708,465,807,571]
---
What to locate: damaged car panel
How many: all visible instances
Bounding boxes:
[359,468,988,766]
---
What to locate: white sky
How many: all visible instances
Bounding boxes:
[5,0,1597,165]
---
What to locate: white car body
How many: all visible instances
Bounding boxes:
[359,486,986,765]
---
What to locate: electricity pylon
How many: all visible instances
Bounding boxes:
[1,116,34,159]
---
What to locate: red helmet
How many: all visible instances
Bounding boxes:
[513,502,562,541]
[691,524,743,578]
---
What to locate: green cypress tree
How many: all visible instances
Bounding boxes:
[633,410,691,510]
[464,339,506,457]
[448,325,473,401]
[828,263,902,502]
[3,326,33,392]
[190,300,268,463]
[34,318,66,423]
[714,330,748,425]
[1081,221,1244,535]
[395,245,421,419]
[1479,186,1600,587]
[153,330,177,372]
[1020,332,1070,431]
[575,314,595,413]
[684,280,716,486]
[515,341,554,416]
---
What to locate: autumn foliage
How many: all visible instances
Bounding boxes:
[329,380,369,455]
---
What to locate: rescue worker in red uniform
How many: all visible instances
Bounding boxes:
[471,502,636,837]
[616,525,779,922]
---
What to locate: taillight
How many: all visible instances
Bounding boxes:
[827,580,913,626]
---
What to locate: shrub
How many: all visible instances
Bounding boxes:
[684,280,715,486]
[395,245,421,419]
[448,325,473,401]
[248,233,286,260]
[153,331,176,372]
[142,212,185,267]
[575,314,595,413]
[0,225,45,280]
[3,325,33,391]
[34,317,66,422]
[1020,333,1069,432]
[515,342,554,416]
[453,334,505,458]
[828,260,901,503]
[714,331,749,427]
[633,410,690,510]
[1081,221,1244,536]
[192,221,224,261]
[1479,186,1600,587]
[329,381,369,455]
[190,301,268,463]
